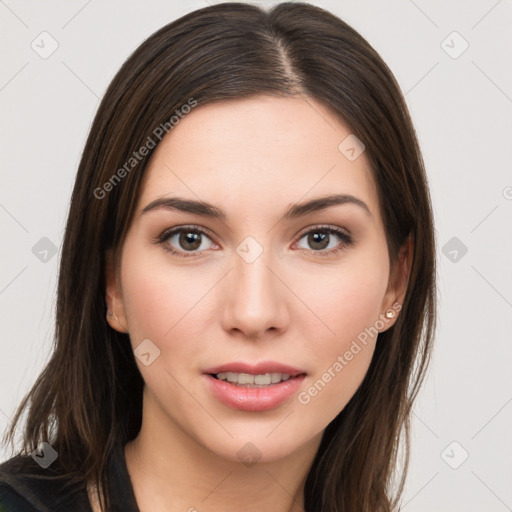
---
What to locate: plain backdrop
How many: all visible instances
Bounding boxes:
[1,1,511,510]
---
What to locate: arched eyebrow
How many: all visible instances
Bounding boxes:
[140,193,372,220]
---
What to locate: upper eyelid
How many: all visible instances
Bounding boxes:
[161,224,217,242]
[295,224,351,238]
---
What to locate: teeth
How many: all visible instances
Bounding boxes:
[237,373,254,385]
[271,372,281,383]
[216,372,292,386]
[254,374,271,385]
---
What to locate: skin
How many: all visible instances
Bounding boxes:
[100,95,411,512]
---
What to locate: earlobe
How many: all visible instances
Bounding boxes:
[105,249,129,333]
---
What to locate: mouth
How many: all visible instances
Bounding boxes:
[202,361,307,412]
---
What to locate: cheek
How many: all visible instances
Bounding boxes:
[296,254,389,346]
[294,254,389,414]
[119,254,214,415]
[119,239,199,346]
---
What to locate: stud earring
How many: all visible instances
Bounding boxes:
[385,310,395,319]
[107,310,113,318]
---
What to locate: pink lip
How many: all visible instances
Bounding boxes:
[202,361,307,412]
[203,374,306,412]
[203,361,306,377]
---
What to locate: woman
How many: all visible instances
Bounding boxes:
[0,2,436,511]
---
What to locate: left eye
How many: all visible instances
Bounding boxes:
[295,227,352,254]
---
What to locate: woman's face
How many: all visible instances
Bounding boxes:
[106,95,408,463]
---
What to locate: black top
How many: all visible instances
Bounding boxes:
[0,441,140,511]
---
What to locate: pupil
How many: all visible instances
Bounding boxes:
[309,232,329,250]
[180,231,201,251]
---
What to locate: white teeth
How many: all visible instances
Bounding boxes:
[237,373,254,385]
[254,374,272,385]
[216,372,292,386]
[271,373,281,383]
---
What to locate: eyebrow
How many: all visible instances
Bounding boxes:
[140,193,372,220]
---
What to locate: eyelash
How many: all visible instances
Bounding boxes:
[154,224,353,259]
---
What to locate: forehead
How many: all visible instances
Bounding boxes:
[136,95,379,220]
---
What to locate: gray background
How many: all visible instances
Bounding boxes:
[1,1,511,510]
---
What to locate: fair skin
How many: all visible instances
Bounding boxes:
[97,95,411,512]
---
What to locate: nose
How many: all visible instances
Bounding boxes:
[220,240,289,340]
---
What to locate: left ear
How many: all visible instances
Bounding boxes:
[379,233,413,332]
[105,248,129,334]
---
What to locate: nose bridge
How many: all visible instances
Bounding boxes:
[222,235,286,336]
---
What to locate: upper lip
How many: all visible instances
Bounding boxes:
[203,361,307,377]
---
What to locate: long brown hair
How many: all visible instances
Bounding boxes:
[2,3,436,511]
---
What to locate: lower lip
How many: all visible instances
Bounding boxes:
[203,374,306,412]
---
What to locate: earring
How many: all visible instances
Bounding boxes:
[107,310,113,318]
[385,310,395,319]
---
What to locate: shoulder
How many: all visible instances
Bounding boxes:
[0,452,91,512]
[0,453,49,511]
[0,482,39,512]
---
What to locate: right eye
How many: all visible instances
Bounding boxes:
[155,225,218,258]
